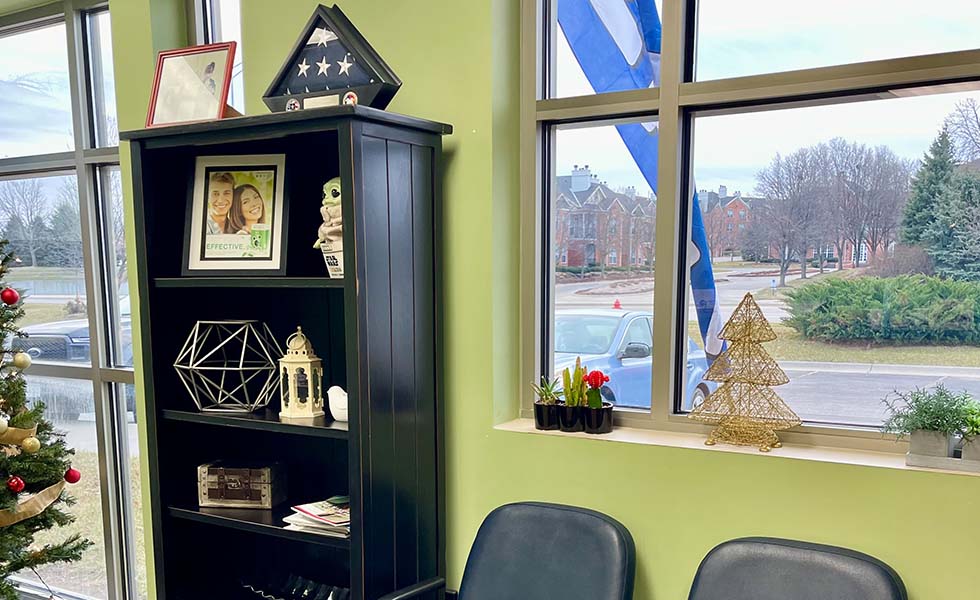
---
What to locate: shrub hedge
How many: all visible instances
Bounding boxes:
[784,275,980,344]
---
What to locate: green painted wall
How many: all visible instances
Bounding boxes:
[110,1,980,598]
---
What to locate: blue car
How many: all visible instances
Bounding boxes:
[553,309,714,411]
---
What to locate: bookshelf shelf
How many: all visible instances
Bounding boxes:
[168,505,350,549]
[161,409,349,439]
[153,277,344,289]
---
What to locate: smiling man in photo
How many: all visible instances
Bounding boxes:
[206,171,235,234]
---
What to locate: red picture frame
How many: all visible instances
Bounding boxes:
[145,42,237,128]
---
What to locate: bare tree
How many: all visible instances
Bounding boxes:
[945,98,980,162]
[863,148,913,262]
[0,179,50,266]
[755,147,824,285]
[105,168,128,289]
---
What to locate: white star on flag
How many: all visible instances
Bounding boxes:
[337,55,353,76]
[297,58,311,77]
[316,56,330,76]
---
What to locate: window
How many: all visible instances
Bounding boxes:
[695,0,980,81]
[0,4,142,599]
[550,0,664,98]
[526,0,980,447]
[689,90,980,428]
[0,22,73,157]
[198,0,244,113]
[547,119,656,409]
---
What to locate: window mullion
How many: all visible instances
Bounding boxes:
[677,48,980,110]
[650,0,689,426]
[65,3,130,599]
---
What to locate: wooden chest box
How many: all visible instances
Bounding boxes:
[197,462,287,509]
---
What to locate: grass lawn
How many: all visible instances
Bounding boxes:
[20,302,75,328]
[21,450,147,599]
[751,266,861,298]
[688,320,980,367]
[6,267,86,281]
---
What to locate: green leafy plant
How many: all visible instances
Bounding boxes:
[964,403,980,439]
[561,357,588,408]
[881,385,974,437]
[529,376,562,405]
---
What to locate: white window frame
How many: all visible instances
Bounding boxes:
[0,2,138,599]
[188,0,244,113]
[519,0,980,452]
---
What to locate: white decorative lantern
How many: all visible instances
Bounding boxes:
[278,327,325,420]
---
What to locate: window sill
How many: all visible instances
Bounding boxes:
[495,418,980,478]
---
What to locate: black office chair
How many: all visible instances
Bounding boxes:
[379,502,636,600]
[688,537,907,600]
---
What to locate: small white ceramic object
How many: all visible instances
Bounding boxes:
[327,386,348,422]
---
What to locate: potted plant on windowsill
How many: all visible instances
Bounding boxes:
[882,385,972,458]
[961,402,980,462]
[530,376,562,431]
[583,369,613,434]
[559,358,587,432]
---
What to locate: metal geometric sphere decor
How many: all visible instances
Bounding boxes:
[174,320,283,413]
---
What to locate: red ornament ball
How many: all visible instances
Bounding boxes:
[6,475,25,493]
[0,288,19,305]
[64,468,81,484]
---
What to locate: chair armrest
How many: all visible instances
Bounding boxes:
[376,577,447,600]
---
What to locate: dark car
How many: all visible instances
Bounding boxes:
[12,296,133,364]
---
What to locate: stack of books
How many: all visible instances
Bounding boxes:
[283,495,350,538]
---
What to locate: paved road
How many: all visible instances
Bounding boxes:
[555,263,805,322]
[780,366,980,427]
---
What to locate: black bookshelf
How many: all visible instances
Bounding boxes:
[123,105,449,600]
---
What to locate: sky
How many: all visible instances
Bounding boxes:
[0,15,117,159]
[554,0,980,197]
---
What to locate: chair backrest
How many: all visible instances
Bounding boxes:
[688,537,907,600]
[458,502,635,600]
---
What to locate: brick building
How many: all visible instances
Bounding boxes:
[554,166,656,270]
[698,185,757,259]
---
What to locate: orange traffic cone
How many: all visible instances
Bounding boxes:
[612,299,622,309]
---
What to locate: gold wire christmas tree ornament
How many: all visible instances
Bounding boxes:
[688,293,801,452]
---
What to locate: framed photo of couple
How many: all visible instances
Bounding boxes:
[184,155,289,276]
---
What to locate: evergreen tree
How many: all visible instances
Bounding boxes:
[922,173,980,282]
[902,127,956,245]
[0,239,89,600]
[46,201,83,268]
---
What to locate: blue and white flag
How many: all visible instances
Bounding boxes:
[558,0,725,360]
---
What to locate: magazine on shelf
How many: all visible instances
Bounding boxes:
[282,495,351,538]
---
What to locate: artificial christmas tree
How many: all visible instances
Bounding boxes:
[689,293,801,452]
[0,240,89,600]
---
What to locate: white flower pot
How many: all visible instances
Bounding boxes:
[909,430,953,457]
[327,386,348,422]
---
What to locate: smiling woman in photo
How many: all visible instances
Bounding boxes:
[228,183,267,234]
